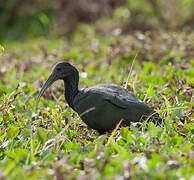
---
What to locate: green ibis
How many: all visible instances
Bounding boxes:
[36,62,162,133]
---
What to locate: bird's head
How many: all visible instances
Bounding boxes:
[51,61,75,80]
[35,61,77,110]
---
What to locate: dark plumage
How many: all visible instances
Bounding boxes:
[36,62,162,133]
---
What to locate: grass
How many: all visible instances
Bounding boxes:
[0,27,193,179]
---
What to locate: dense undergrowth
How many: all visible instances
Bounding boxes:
[0,27,193,179]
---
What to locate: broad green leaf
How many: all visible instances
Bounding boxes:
[6,127,19,140]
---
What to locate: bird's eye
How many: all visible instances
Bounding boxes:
[57,67,61,71]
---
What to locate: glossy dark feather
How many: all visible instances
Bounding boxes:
[36,62,162,133]
[73,84,154,132]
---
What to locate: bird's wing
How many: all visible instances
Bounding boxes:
[74,84,143,109]
[100,84,143,106]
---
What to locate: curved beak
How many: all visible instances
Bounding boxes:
[35,73,56,111]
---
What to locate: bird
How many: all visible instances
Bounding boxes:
[36,61,162,134]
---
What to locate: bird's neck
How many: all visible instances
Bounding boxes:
[64,69,79,108]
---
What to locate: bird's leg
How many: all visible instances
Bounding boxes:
[97,130,106,134]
